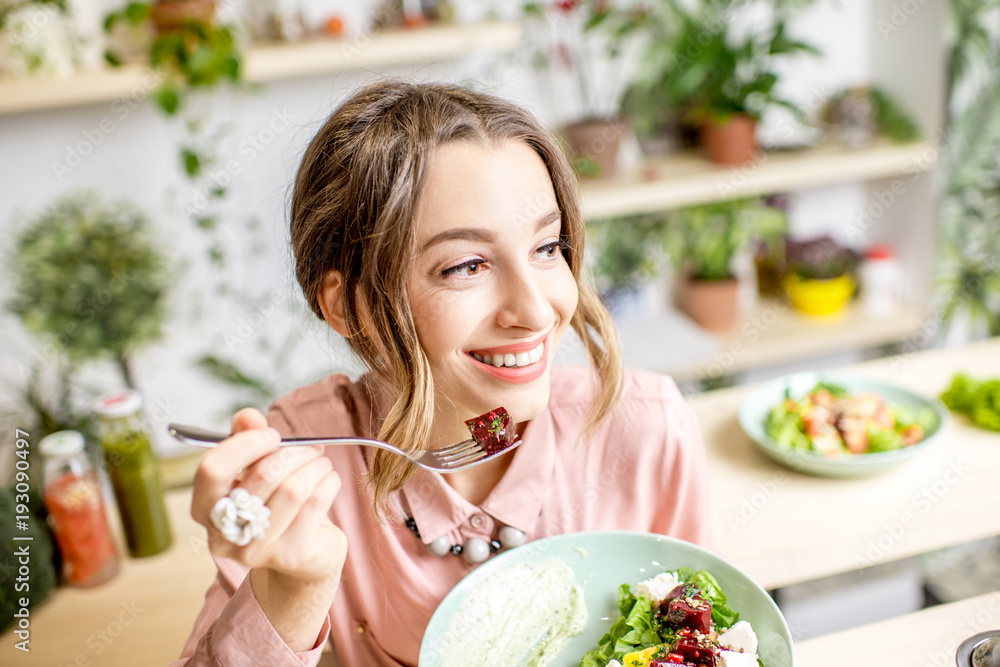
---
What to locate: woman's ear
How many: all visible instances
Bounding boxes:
[318,270,350,337]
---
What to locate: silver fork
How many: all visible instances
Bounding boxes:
[166,423,522,473]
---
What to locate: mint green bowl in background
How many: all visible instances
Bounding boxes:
[419,530,793,667]
[738,372,950,478]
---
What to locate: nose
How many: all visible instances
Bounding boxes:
[494,263,552,332]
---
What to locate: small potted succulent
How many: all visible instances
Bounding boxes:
[782,235,860,317]
[665,198,787,331]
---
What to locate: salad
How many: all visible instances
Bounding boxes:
[580,568,759,667]
[764,381,936,456]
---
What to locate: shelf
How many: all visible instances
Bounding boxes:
[0,21,522,116]
[613,296,926,383]
[580,140,937,219]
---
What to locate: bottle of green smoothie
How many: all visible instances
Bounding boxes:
[94,390,173,557]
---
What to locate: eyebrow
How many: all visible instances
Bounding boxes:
[419,209,562,253]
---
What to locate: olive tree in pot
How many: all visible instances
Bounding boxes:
[4,192,172,440]
[665,198,787,331]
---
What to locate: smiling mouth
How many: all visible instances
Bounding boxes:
[469,342,544,369]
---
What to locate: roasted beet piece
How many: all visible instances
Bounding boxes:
[673,636,719,666]
[464,407,516,455]
[659,584,713,634]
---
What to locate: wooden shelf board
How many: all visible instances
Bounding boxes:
[581,140,937,219]
[0,21,522,116]
[614,297,926,383]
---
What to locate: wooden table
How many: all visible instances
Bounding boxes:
[4,338,999,666]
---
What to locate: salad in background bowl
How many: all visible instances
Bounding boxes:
[739,372,949,478]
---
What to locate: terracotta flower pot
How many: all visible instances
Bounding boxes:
[151,0,216,34]
[700,113,758,166]
[560,118,630,179]
[681,276,740,332]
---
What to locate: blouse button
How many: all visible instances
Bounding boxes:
[470,513,488,530]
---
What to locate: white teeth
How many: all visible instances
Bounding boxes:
[474,343,544,368]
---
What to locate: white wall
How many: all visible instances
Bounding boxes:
[0,0,942,461]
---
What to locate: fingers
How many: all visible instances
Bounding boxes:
[232,407,268,434]
[192,426,282,526]
[258,457,337,547]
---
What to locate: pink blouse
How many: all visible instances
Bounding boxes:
[174,365,710,666]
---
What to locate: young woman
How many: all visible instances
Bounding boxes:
[175,80,709,667]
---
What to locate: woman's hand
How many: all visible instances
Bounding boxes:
[191,407,347,650]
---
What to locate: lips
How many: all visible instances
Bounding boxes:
[467,334,550,383]
[471,342,544,368]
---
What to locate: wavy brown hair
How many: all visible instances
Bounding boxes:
[289,80,622,518]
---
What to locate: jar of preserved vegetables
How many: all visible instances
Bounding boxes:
[94,390,173,557]
[39,430,119,586]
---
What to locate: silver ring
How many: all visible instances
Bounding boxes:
[210,487,271,546]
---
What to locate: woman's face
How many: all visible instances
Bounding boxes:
[408,139,579,434]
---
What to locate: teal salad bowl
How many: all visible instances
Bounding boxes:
[420,530,793,667]
[738,371,950,478]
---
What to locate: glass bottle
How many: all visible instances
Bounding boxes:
[39,430,119,587]
[94,390,173,557]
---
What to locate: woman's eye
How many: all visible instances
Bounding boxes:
[443,260,485,277]
[537,240,567,258]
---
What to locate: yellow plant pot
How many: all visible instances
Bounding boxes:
[783,274,855,317]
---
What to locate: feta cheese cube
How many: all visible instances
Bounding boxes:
[718,650,758,667]
[605,661,623,667]
[634,572,681,603]
[718,620,758,655]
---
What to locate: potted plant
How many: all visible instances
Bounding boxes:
[103,0,242,116]
[782,235,859,318]
[616,0,820,165]
[587,212,671,318]
[6,192,172,404]
[665,198,787,331]
[522,1,635,178]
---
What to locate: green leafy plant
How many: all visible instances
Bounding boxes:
[0,0,67,30]
[940,372,1000,432]
[822,86,921,144]
[587,212,671,292]
[6,192,171,389]
[664,198,788,282]
[934,0,1000,340]
[613,0,820,136]
[103,1,242,116]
